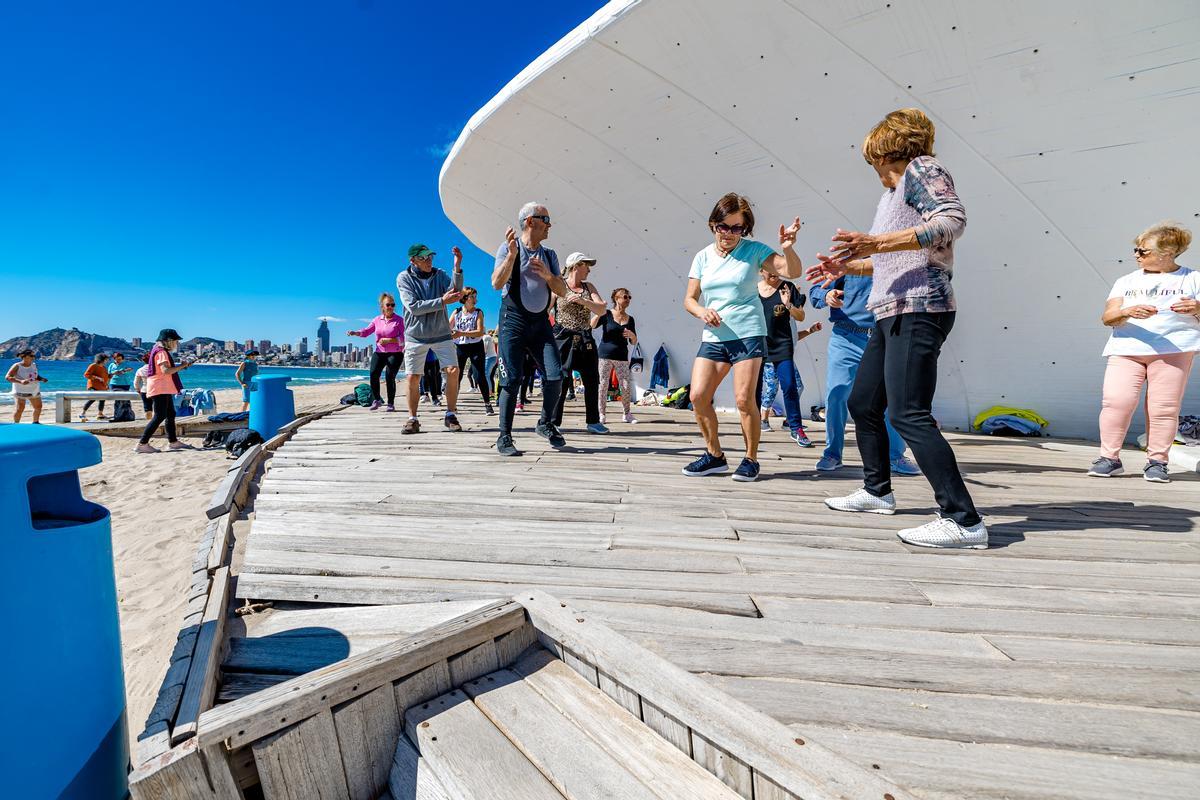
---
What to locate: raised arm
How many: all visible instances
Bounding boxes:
[397,273,455,316]
[762,217,805,279]
[492,228,519,290]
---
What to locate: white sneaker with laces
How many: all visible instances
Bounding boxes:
[824,488,896,515]
[897,517,988,549]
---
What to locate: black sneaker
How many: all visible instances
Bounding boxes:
[732,457,761,482]
[535,421,567,448]
[485,402,496,415]
[682,451,729,477]
[495,434,522,457]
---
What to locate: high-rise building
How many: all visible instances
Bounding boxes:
[258,339,271,353]
[244,339,254,351]
[131,337,143,349]
[296,337,308,356]
[317,320,330,355]
[224,340,237,352]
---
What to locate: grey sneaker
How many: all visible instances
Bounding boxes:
[536,421,567,448]
[814,455,843,472]
[760,419,771,432]
[890,456,922,476]
[1144,460,1170,483]
[898,516,988,550]
[824,488,896,515]
[1087,457,1124,477]
[495,434,522,457]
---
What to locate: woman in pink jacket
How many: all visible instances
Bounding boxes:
[349,291,406,411]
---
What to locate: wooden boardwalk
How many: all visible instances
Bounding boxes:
[231,395,1200,799]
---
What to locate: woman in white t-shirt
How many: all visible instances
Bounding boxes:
[1090,222,1199,482]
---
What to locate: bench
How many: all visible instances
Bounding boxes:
[55,391,142,424]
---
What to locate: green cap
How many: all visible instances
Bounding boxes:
[407,244,436,259]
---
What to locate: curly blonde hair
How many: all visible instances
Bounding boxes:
[1135,221,1192,257]
[862,108,936,165]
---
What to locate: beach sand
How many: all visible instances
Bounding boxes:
[73,380,360,750]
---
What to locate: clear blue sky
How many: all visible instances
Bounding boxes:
[0,1,601,348]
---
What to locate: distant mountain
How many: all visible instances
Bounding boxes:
[182,336,223,350]
[0,328,137,360]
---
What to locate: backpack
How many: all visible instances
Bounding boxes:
[353,382,373,407]
[110,400,135,423]
[662,384,691,410]
[224,428,265,458]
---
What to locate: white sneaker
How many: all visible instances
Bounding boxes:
[897,517,988,550]
[824,488,896,515]
[624,412,638,424]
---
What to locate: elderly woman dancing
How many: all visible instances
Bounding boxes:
[808,108,986,550]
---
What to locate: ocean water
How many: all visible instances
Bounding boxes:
[1,361,367,405]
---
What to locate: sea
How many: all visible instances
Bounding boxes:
[1,361,367,405]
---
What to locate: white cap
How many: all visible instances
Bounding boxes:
[565,252,598,268]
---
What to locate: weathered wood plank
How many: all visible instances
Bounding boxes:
[597,668,642,717]
[392,661,452,716]
[446,639,500,685]
[246,600,498,639]
[562,647,599,687]
[173,567,232,743]
[332,685,401,800]
[252,710,350,800]
[388,734,453,800]
[129,740,243,800]
[494,622,538,667]
[692,732,754,799]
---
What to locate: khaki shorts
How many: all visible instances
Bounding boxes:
[403,340,457,375]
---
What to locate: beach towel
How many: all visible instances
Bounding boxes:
[972,405,1049,431]
[353,383,373,407]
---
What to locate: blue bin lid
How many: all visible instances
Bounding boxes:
[250,375,292,387]
[0,425,101,479]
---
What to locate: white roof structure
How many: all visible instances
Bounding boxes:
[440,0,1200,438]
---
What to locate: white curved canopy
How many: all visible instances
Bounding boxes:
[441,0,1200,437]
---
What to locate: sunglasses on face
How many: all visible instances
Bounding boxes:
[1133,247,1153,257]
[529,214,551,224]
[714,223,747,236]
[383,302,395,307]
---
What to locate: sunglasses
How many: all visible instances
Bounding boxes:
[383,302,395,307]
[1133,247,1153,257]
[714,223,747,236]
[528,214,551,224]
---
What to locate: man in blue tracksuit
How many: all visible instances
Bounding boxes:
[809,275,919,474]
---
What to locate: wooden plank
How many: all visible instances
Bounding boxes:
[597,668,642,717]
[224,636,354,675]
[129,739,244,800]
[917,583,1200,618]
[512,648,739,800]
[562,647,599,687]
[332,685,401,800]
[983,635,1200,669]
[446,639,500,685]
[519,591,917,800]
[692,732,754,799]
[642,700,692,756]
[198,600,522,749]
[173,567,232,743]
[753,773,799,800]
[205,514,234,573]
[226,443,262,475]
[403,689,563,800]
[392,661,452,716]
[245,599,498,638]
[388,734,453,800]
[494,622,538,667]
[205,469,244,520]
[462,667,663,800]
[252,710,350,800]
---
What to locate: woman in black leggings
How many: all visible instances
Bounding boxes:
[349,292,406,411]
[136,329,193,454]
[450,288,494,415]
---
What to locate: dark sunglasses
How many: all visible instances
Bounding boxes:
[714,223,747,236]
[383,302,395,307]
[1133,247,1153,257]
[528,214,552,224]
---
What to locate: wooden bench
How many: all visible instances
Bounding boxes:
[55,390,142,423]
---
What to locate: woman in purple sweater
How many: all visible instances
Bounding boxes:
[349,291,406,411]
[807,108,985,550]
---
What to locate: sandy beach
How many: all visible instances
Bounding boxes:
[69,380,360,749]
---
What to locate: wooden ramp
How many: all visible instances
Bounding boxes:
[233,396,1200,799]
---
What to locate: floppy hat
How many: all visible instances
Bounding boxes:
[157,328,182,342]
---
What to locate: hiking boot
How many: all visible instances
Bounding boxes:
[891,456,922,476]
[535,421,567,448]
[587,423,610,434]
[824,488,896,515]
[1144,460,1170,483]
[815,455,842,472]
[1087,457,1124,477]
[732,457,761,482]
[402,418,420,435]
[444,414,462,432]
[789,428,813,447]
[496,434,522,457]
[682,451,729,477]
[368,400,382,411]
[485,402,496,415]
[135,443,160,454]
[898,517,989,550]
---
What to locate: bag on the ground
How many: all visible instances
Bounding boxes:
[224,428,264,458]
[110,400,135,422]
[662,384,691,410]
[340,392,359,405]
[353,382,373,407]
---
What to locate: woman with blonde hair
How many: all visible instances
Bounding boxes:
[596,286,639,424]
[348,291,405,411]
[1089,222,1199,482]
[808,108,985,549]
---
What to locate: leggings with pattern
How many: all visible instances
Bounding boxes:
[597,358,632,419]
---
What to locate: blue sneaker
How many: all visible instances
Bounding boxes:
[815,455,842,472]
[587,423,610,434]
[682,451,729,477]
[732,457,761,482]
[890,456,922,476]
[789,428,814,447]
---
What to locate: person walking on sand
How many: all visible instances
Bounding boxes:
[596,287,639,425]
[136,329,193,453]
[349,291,405,411]
[235,350,261,412]
[1089,221,1199,483]
[80,353,111,421]
[807,107,985,549]
[491,202,570,456]
[450,287,495,415]
[681,192,807,483]
[397,243,465,433]
[6,349,49,423]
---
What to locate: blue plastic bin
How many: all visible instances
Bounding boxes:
[248,374,295,439]
[0,425,128,798]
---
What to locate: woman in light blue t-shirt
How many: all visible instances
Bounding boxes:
[682,192,807,483]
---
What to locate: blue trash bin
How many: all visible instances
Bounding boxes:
[0,425,128,799]
[248,374,295,440]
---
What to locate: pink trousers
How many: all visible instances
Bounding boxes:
[1099,352,1195,462]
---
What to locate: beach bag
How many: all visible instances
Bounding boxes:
[340,392,358,405]
[203,429,232,449]
[224,428,264,458]
[353,383,373,407]
[111,398,135,422]
[629,343,644,373]
[662,384,691,410]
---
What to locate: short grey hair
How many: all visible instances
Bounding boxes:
[518,201,546,228]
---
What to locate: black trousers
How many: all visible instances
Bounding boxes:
[496,307,561,436]
[81,386,106,415]
[423,357,442,402]
[140,394,177,444]
[456,341,490,403]
[369,351,403,404]
[552,332,600,427]
[848,311,980,527]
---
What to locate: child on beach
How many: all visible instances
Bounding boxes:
[81,353,111,421]
[6,349,49,423]
[236,350,260,411]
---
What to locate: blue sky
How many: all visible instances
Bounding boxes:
[0,0,602,348]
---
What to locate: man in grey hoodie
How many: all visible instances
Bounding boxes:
[397,243,464,433]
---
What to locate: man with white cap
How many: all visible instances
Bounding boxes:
[552,251,609,433]
[491,202,570,456]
